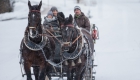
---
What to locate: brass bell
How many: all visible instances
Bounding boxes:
[64,60,68,65]
[71,60,75,66]
[78,57,82,63]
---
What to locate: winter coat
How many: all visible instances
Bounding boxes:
[74,12,90,31]
[43,17,59,28]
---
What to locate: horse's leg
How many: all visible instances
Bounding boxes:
[39,64,46,80]
[67,67,72,80]
[33,66,39,80]
[24,61,32,80]
[71,69,75,80]
[75,64,86,80]
[75,55,86,80]
[80,67,86,80]
[75,67,81,80]
[46,65,51,80]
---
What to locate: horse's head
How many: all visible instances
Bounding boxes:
[61,14,78,51]
[27,0,42,38]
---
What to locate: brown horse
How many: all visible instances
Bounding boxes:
[20,1,55,80]
[61,14,94,80]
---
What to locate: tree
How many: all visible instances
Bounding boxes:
[77,0,80,3]
[0,0,12,14]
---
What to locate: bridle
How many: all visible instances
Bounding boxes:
[28,10,41,38]
[65,24,74,27]
[30,10,40,13]
[61,24,82,48]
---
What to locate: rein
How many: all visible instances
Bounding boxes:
[61,24,81,45]
[40,24,81,45]
[72,35,81,44]
[45,29,61,43]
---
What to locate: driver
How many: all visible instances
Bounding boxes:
[74,6,91,31]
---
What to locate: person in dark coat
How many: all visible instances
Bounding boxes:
[74,6,91,31]
[49,6,61,27]
[74,6,95,56]
[50,6,65,27]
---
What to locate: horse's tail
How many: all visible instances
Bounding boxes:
[20,38,24,53]
[19,38,24,65]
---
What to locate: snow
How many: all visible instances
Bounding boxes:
[0,0,140,80]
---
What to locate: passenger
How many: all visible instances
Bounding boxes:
[50,6,65,27]
[43,11,59,28]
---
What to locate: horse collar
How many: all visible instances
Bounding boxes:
[24,36,47,51]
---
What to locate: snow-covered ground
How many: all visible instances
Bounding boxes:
[0,0,140,80]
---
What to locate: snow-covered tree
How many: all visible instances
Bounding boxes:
[77,0,80,3]
[0,0,12,14]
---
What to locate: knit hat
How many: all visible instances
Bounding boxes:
[47,11,53,17]
[74,6,81,11]
[50,6,58,11]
